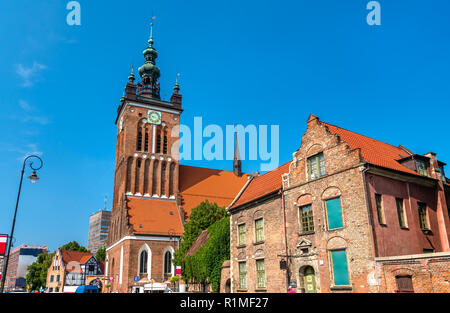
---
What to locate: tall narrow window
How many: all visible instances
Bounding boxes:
[417,202,429,230]
[156,129,161,153]
[375,194,386,225]
[164,251,172,274]
[139,250,148,274]
[300,204,314,233]
[238,224,246,246]
[325,197,343,230]
[239,262,247,289]
[256,259,266,289]
[330,250,350,286]
[137,131,142,151]
[307,152,325,180]
[255,219,264,243]
[144,132,149,152]
[163,132,168,154]
[161,162,166,195]
[396,198,407,228]
[416,160,428,176]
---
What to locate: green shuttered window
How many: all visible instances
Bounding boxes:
[256,259,266,289]
[255,219,264,243]
[300,204,314,233]
[418,202,429,230]
[238,224,246,246]
[331,250,350,286]
[239,262,247,289]
[326,198,343,230]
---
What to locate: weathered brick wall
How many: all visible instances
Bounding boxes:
[106,238,178,293]
[376,253,450,293]
[230,196,288,293]
[282,116,376,293]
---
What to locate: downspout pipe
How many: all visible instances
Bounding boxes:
[281,188,289,291]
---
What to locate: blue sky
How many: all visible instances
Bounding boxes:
[0,0,449,252]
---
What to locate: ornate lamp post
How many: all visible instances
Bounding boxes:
[0,155,43,293]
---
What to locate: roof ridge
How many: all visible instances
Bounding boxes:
[321,121,410,154]
[179,164,248,174]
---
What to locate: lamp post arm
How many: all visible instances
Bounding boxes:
[0,155,43,293]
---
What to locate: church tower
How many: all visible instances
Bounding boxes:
[110,24,183,244]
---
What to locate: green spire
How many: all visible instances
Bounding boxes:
[128,65,135,82]
[138,18,160,82]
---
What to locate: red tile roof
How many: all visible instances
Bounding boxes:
[61,250,94,272]
[231,162,290,208]
[185,230,210,257]
[127,198,184,236]
[321,122,419,176]
[179,165,249,217]
[231,118,422,209]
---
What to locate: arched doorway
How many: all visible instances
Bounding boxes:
[224,279,231,293]
[299,266,317,293]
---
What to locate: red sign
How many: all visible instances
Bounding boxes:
[0,235,7,257]
[175,266,182,276]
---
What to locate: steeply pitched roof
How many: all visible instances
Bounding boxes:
[321,122,419,176]
[127,198,184,236]
[61,250,94,272]
[179,165,249,217]
[231,162,290,209]
[185,230,210,257]
[231,118,425,209]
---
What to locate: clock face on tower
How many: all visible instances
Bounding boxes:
[147,110,162,125]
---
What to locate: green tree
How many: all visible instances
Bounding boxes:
[183,217,230,292]
[26,252,54,291]
[26,241,89,290]
[174,200,226,267]
[96,246,106,262]
[60,241,88,252]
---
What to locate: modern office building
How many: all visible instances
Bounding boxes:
[4,244,47,290]
[88,210,111,255]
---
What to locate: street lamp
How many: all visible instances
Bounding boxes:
[0,155,43,293]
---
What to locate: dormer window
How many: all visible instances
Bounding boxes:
[307,152,325,180]
[416,159,428,176]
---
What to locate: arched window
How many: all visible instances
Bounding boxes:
[163,131,168,154]
[144,132,149,152]
[139,250,148,274]
[164,251,172,274]
[137,131,142,151]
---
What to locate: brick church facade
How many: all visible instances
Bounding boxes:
[105,26,248,293]
[228,115,450,293]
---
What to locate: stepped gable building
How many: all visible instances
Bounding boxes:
[105,24,248,293]
[227,114,450,293]
[46,249,103,293]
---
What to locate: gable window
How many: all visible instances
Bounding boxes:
[325,197,343,230]
[307,152,325,180]
[417,202,429,230]
[238,224,246,246]
[375,194,386,225]
[238,262,247,289]
[416,159,428,176]
[396,275,414,293]
[164,251,172,274]
[396,198,407,228]
[255,219,264,243]
[139,250,148,274]
[256,259,266,289]
[300,204,314,233]
[439,165,446,183]
[330,250,350,286]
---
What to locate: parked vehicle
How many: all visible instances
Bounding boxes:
[75,285,100,294]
